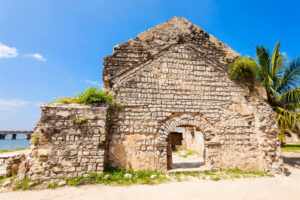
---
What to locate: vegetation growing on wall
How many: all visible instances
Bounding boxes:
[228,43,300,141]
[228,57,258,84]
[30,132,41,146]
[55,87,114,106]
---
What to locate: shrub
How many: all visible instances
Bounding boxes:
[228,57,258,83]
[56,87,113,106]
[55,97,78,104]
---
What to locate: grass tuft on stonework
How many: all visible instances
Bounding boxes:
[281,144,300,153]
[55,87,113,106]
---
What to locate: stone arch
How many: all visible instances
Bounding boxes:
[158,113,214,141]
[157,113,215,170]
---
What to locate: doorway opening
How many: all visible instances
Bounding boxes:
[167,126,205,171]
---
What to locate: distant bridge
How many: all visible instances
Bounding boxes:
[0,130,33,140]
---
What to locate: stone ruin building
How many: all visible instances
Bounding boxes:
[103,17,281,172]
[0,17,282,183]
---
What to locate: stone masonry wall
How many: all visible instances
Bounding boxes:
[20,104,107,182]
[104,17,281,172]
[0,154,25,177]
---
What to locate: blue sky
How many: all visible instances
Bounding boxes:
[1,0,300,130]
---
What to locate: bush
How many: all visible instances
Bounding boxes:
[56,87,113,106]
[228,57,258,83]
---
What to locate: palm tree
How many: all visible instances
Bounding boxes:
[229,43,300,142]
[256,43,300,139]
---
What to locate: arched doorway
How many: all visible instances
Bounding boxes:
[167,126,205,170]
[158,113,213,171]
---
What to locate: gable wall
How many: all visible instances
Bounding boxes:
[107,43,279,171]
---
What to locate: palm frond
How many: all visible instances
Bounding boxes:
[275,107,300,129]
[271,42,282,77]
[256,46,273,91]
[277,58,300,93]
[255,43,300,131]
[285,102,300,110]
[256,46,271,76]
[278,88,300,105]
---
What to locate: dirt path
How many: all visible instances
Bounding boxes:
[0,168,299,200]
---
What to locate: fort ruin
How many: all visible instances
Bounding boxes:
[1,17,282,182]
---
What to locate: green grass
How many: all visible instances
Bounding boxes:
[66,168,168,186]
[7,168,271,190]
[0,148,28,154]
[174,149,199,158]
[47,182,59,189]
[0,176,6,185]
[65,168,270,188]
[55,87,113,106]
[169,168,270,182]
[281,144,300,153]
[13,177,31,191]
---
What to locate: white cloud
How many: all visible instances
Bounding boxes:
[0,42,18,59]
[0,42,46,62]
[26,53,46,62]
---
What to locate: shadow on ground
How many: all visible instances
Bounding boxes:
[282,152,300,168]
[172,161,203,169]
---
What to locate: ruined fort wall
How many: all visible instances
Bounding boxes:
[22,104,107,181]
[107,43,280,171]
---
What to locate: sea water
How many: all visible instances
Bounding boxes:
[0,139,30,150]
[0,134,31,150]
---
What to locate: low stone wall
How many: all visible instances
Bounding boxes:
[0,154,25,177]
[21,104,108,182]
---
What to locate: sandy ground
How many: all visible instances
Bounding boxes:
[0,168,299,200]
[1,152,300,200]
